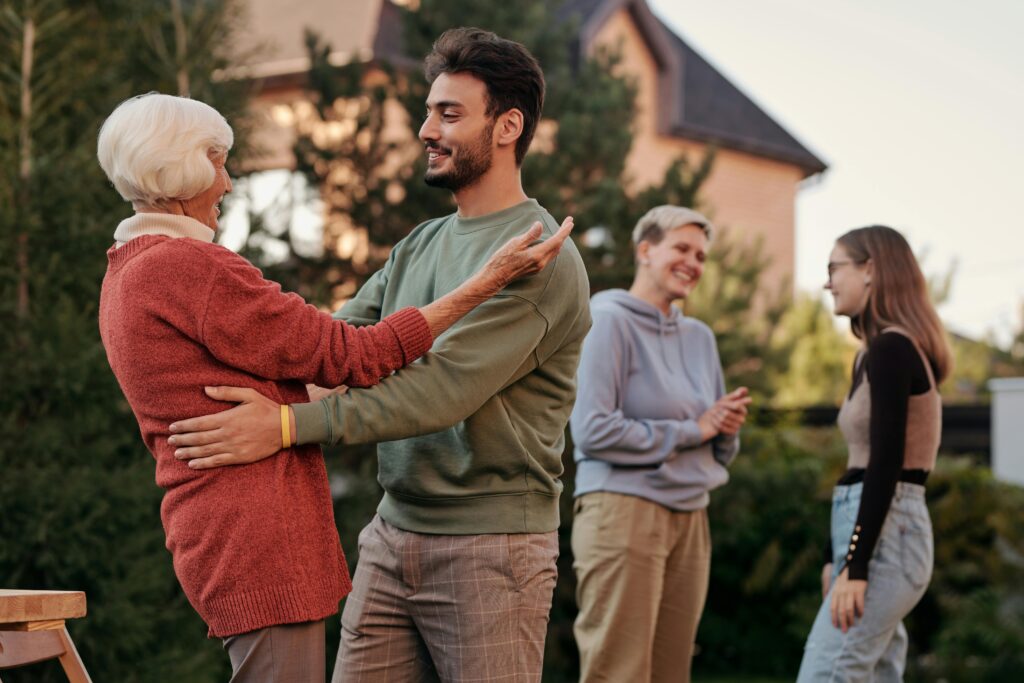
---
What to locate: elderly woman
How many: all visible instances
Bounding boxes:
[570,205,751,682]
[96,93,571,681]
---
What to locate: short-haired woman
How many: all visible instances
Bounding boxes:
[96,93,571,681]
[570,205,751,682]
[797,225,952,681]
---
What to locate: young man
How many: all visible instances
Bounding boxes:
[168,28,591,681]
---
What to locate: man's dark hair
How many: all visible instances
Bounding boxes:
[424,27,545,166]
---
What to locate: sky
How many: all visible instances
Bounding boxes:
[649,0,1024,345]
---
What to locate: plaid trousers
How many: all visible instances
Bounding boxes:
[332,514,559,683]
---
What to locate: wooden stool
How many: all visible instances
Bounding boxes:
[0,590,91,682]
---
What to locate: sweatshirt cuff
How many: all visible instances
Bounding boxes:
[676,419,705,450]
[293,400,333,445]
[383,307,432,364]
[712,432,739,466]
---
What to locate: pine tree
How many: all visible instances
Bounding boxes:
[767,294,857,407]
[0,1,250,680]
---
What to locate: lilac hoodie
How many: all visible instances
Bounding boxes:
[570,289,739,511]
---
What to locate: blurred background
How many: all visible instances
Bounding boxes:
[2,0,1022,680]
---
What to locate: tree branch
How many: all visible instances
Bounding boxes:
[17,10,35,318]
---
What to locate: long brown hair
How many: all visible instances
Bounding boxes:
[837,225,953,382]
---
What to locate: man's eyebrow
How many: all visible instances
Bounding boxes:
[426,100,464,111]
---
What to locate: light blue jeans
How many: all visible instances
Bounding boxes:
[796,482,933,682]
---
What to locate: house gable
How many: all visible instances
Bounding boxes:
[560,0,826,177]
[568,0,682,137]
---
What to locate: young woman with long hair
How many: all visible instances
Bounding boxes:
[797,225,953,681]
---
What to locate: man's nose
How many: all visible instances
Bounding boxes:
[419,113,439,142]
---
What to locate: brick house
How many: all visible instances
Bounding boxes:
[230,0,826,291]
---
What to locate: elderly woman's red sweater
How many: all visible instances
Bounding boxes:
[99,234,432,637]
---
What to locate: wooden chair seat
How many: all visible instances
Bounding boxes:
[0,590,91,682]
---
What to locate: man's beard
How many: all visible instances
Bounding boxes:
[424,125,493,192]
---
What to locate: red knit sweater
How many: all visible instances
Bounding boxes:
[98,235,432,637]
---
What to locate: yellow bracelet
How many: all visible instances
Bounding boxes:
[280,404,291,449]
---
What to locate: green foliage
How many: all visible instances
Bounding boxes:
[684,231,788,399]
[910,460,1024,681]
[0,1,248,680]
[767,294,857,408]
[1012,304,1024,363]
[685,425,845,676]
[922,252,1024,403]
[943,332,1024,403]
[694,444,1024,680]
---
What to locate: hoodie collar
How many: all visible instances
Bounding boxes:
[594,289,682,325]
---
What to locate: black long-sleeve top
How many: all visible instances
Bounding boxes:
[826,332,933,580]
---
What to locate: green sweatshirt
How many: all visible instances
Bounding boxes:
[293,199,591,534]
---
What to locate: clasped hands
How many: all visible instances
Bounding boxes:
[696,387,752,442]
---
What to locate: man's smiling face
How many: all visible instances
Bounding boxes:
[419,72,496,192]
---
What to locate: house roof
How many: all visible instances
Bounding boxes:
[232,0,382,79]
[371,0,416,68]
[559,0,827,176]
[666,29,826,175]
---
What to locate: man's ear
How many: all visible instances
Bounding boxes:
[495,108,524,149]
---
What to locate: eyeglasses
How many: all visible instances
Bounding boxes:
[826,260,864,286]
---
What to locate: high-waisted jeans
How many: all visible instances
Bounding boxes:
[796,482,933,682]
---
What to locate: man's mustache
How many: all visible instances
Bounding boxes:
[425,143,452,155]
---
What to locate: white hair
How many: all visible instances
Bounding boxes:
[97,93,234,205]
[631,205,714,246]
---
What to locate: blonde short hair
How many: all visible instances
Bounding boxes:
[97,93,233,205]
[631,205,714,246]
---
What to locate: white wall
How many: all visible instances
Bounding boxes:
[989,378,1024,487]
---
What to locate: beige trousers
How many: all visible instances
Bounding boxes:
[572,492,711,683]
[222,619,326,683]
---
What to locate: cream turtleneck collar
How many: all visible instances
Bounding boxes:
[113,212,215,247]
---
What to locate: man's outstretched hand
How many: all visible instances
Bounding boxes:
[168,386,283,469]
